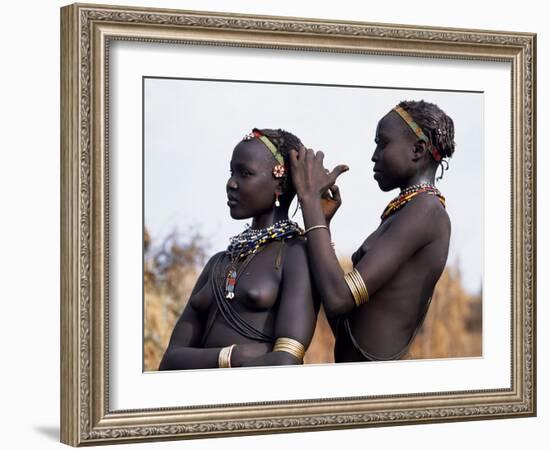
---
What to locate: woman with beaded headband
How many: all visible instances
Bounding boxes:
[159,128,319,370]
[289,100,455,362]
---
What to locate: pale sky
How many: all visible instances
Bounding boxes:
[144,78,483,294]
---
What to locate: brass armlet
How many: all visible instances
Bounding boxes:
[273,337,306,362]
[344,268,369,307]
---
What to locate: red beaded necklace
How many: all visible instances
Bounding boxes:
[380,183,445,221]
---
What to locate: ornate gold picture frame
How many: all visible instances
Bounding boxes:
[60,3,536,446]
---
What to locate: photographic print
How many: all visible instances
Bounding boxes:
[143,78,483,372]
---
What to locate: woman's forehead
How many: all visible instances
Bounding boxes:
[232,139,273,166]
[377,112,410,139]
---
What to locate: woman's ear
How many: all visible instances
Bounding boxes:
[412,140,428,161]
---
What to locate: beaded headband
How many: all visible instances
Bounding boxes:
[393,106,442,162]
[243,129,286,178]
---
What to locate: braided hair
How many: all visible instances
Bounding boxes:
[397,100,456,180]
[254,128,303,201]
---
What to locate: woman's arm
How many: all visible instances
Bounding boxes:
[237,239,320,367]
[288,148,355,318]
[159,295,271,370]
[158,300,222,370]
[298,193,354,319]
[158,252,274,370]
[289,148,440,319]
[158,253,219,370]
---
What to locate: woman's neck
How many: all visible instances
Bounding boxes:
[401,172,436,191]
[251,208,290,230]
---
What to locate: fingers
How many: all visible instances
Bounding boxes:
[299,146,306,161]
[289,146,307,170]
[316,150,325,167]
[290,147,348,191]
[321,187,333,199]
[322,185,340,202]
[330,184,341,203]
[305,147,315,163]
[328,164,349,184]
[291,147,326,163]
[289,148,299,169]
[290,146,306,159]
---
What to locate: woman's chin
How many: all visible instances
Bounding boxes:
[228,207,248,220]
[375,177,398,192]
[375,180,391,192]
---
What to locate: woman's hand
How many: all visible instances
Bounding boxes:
[231,342,272,367]
[321,184,342,225]
[289,147,348,203]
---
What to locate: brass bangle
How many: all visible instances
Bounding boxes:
[218,344,235,368]
[350,269,369,306]
[217,346,227,368]
[304,224,329,235]
[227,344,235,367]
[344,268,369,307]
[273,337,306,362]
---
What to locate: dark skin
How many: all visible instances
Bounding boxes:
[290,111,451,361]
[159,139,319,370]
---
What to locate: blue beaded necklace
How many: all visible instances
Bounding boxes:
[224,219,303,299]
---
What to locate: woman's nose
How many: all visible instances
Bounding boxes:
[227,177,237,190]
[371,150,378,163]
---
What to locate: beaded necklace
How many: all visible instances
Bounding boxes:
[380,183,445,222]
[224,219,303,299]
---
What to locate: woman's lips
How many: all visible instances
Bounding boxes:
[227,198,238,206]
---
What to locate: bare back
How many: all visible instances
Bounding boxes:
[335,193,450,361]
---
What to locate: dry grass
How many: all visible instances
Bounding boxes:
[404,266,482,360]
[143,228,482,370]
[143,227,206,371]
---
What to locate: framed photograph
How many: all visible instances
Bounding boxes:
[60,3,536,446]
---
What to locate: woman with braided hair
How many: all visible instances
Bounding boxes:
[290,100,456,362]
[159,128,319,370]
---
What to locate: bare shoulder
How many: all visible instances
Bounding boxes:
[201,250,226,272]
[279,236,316,310]
[207,250,226,263]
[281,236,309,269]
[187,250,225,306]
[190,251,225,302]
[284,234,308,250]
[284,235,308,254]
[396,193,450,235]
[415,192,449,218]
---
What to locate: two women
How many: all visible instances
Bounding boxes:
[160,99,455,369]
